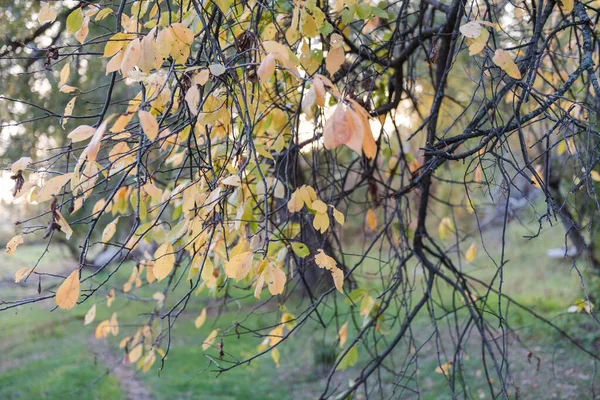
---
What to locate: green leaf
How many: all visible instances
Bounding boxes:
[341,7,354,25]
[291,242,310,258]
[371,7,388,19]
[66,8,84,35]
[356,3,372,19]
[320,21,334,36]
[337,345,358,371]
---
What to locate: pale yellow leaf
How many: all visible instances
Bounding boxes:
[11,157,32,174]
[84,304,96,325]
[465,243,477,263]
[258,54,276,82]
[154,243,175,281]
[139,110,158,141]
[492,49,521,79]
[14,267,32,283]
[59,63,70,87]
[366,209,377,231]
[194,308,207,329]
[62,96,76,128]
[39,2,57,24]
[67,125,96,142]
[36,173,73,203]
[6,235,24,256]
[102,216,119,245]
[338,321,348,348]
[56,269,80,310]
[224,251,253,281]
[202,329,218,351]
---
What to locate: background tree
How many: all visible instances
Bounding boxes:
[2,0,600,398]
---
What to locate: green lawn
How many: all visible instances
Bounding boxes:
[1,218,599,399]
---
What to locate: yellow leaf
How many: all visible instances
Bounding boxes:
[62,96,76,128]
[332,207,345,225]
[120,38,142,76]
[95,8,112,21]
[366,209,377,231]
[84,304,96,325]
[59,63,70,87]
[202,329,218,351]
[560,0,574,13]
[468,29,489,56]
[465,243,477,263]
[11,157,32,174]
[258,54,276,82]
[435,361,453,374]
[310,199,328,213]
[185,84,200,116]
[194,308,207,329]
[154,243,175,281]
[36,173,73,203]
[272,347,281,367]
[315,249,337,270]
[106,289,115,307]
[59,85,78,93]
[141,349,156,372]
[331,267,344,293]
[102,216,119,245]
[267,266,286,295]
[110,312,119,335]
[338,321,348,348]
[313,212,329,233]
[222,175,241,187]
[104,33,135,57]
[492,49,521,79]
[224,251,253,281]
[56,269,80,310]
[55,210,73,240]
[438,217,454,240]
[67,125,96,142]
[287,189,304,213]
[14,267,32,284]
[171,23,194,44]
[75,17,90,44]
[39,2,57,24]
[128,344,143,363]
[139,110,158,141]
[193,69,210,85]
[95,320,111,338]
[591,170,600,182]
[325,46,344,75]
[6,234,24,256]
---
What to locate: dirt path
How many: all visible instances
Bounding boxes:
[88,334,153,400]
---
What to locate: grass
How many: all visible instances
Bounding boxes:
[1,217,599,399]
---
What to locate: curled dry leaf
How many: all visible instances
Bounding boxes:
[6,234,24,256]
[15,267,32,284]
